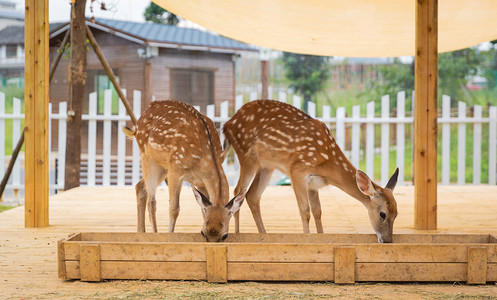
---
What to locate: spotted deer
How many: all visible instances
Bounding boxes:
[123,100,246,242]
[223,100,399,243]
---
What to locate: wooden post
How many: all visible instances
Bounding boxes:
[414,0,438,230]
[24,0,49,227]
[86,25,137,125]
[143,60,152,112]
[261,60,269,99]
[80,244,101,282]
[206,245,227,283]
[467,247,487,284]
[334,247,355,284]
[64,0,87,190]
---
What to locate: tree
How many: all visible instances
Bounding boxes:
[65,0,87,190]
[438,48,481,102]
[280,52,330,111]
[144,3,179,25]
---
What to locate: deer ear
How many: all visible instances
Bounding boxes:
[385,168,399,191]
[356,170,376,197]
[225,188,247,215]
[192,187,212,209]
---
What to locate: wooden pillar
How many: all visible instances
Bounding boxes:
[24,0,49,227]
[261,60,269,99]
[414,0,438,230]
[143,60,152,111]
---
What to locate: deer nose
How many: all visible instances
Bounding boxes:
[377,235,392,243]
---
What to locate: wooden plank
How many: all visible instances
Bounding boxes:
[473,105,482,184]
[228,244,333,262]
[356,263,465,282]
[102,89,112,186]
[334,247,355,284]
[117,91,127,186]
[489,106,497,184]
[65,261,206,280]
[441,95,451,185]
[24,0,49,227]
[414,0,438,230]
[87,93,97,186]
[228,263,334,281]
[64,243,207,261]
[366,101,375,178]
[132,90,141,185]
[457,101,467,185]
[336,107,345,150]
[396,91,405,185]
[57,102,67,190]
[57,239,67,280]
[351,105,360,168]
[206,245,227,283]
[80,245,101,282]
[467,247,487,284]
[488,263,497,281]
[380,95,390,185]
[75,232,492,244]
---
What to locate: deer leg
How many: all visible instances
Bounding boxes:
[308,189,324,233]
[141,155,167,233]
[233,161,258,233]
[290,173,311,234]
[245,168,274,233]
[135,179,147,232]
[166,172,183,233]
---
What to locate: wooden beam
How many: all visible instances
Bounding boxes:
[261,60,269,99]
[24,0,49,227]
[85,24,137,125]
[414,0,438,230]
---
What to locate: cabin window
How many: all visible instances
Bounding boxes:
[171,69,214,109]
[92,72,120,114]
[6,45,17,57]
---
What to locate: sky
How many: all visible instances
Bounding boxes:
[11,0,150,23]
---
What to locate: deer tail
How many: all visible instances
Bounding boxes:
[220,138,231,163]
[122,126,136,139]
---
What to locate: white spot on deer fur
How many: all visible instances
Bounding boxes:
[192,155,200,159]
[317,140,323,146]
[343,163,349,171]
[237,133,242,139]
[178,154,184,159]
[332,150,336,156]
[232,119,237,125]
[175,160,181,164]
[309,147,316,151]
[308,152,313,157]
[338,156,343,161]
[299,154,304,160]
[238,123,242,129]
[321,153,329,160]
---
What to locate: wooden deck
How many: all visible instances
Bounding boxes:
[2,185,497,297]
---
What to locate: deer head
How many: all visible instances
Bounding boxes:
[193,187,246,242]
[356,168,399,243]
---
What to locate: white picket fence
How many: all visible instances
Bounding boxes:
[1,90,497,201]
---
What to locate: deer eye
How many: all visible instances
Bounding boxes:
[221,233,228,241]
[380,211,387,221]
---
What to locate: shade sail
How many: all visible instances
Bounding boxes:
[154,0,497,57]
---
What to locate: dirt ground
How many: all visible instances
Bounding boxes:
[5,279,497,299]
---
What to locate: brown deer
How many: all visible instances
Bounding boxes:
[223,100,399,243]
[123,100,246,242]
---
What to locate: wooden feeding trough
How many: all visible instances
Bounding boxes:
[58,232,497,284]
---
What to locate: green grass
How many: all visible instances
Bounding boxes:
[0,86,25,156]
[0,204,15,213]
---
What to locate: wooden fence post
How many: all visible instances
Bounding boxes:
[206,245,228,283]
[334,247,355,284]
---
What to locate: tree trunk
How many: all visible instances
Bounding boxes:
[304,94,311,113]
[64,0,87,190]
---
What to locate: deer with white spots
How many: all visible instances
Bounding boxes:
[123,100,246,242]
[223,100,399,243]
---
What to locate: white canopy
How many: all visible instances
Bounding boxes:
[154,0,497,57]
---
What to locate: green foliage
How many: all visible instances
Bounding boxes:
[365,58,414,104]
[280,52,330,109]
[438,48,481,102]
[144,3,179,25]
